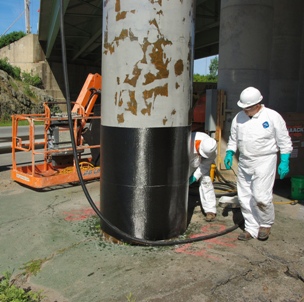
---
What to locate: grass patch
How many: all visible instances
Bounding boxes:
[0,271,43,302]
[0,120,45,127]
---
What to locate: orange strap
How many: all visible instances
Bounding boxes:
[195,140,201,153]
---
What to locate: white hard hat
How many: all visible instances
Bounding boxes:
[199,137,217,158]
[237,87,263,108]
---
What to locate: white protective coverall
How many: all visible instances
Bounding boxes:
[189,132,217,214]
[227,105,293,238]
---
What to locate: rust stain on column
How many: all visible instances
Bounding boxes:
[114,29,129,44]
[115,0,120,12]
[140,39,149,64]
[117,113,124,124]
[115,0,135,21]
[141,84,168,116]
[161,111,177,126]
[174,59,184,76]
[141,102,152,116]
[129,29,138,41]
[103,29,115,55]
[114,92,118,105]
[143,84,168,101]
[118,97,123,107]
[141,38,172,86]
[114,91,123,106]
[124,65,142,87]
[149,38,171,78]
[116,11,127,21]
[149,19,161,35]
[105,27,140,54]
[126,91,137,115]
[148,0,163,5]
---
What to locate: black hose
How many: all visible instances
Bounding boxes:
[59,0,242,246]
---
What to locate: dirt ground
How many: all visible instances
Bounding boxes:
[0,169,304,302]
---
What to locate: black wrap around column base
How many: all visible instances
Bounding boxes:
[100,125,190,241]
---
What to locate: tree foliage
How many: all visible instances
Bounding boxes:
[0,31,26,49]
[0,58,21,80]
[209,56,218,79]
[22,71,43,88]
[193,56,218,83]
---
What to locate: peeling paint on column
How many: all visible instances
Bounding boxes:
[141,102,152,116]
[117,113,124,124]
[116,11,127,21]
[126,91,137,115]
[115,0,120,12]
[174,59,184,76]
[114,92,118,105]
[102,0,195,127]
[143,84,168,104]
[124,66,142,87]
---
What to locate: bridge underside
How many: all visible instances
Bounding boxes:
[38,0,220,66]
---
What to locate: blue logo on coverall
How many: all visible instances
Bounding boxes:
[263,121,269,128]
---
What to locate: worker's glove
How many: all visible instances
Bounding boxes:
[189,175,197,185]
[278,153,290,179]
[224,150,235,170]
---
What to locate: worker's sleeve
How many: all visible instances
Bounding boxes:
[274,113,293,154]
[226,115,238,153]
[193,154,216,180]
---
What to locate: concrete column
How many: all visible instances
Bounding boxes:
[299,15,304,112]
[101,0,195,240]
[218,0,274,139]
[269,0,304,112]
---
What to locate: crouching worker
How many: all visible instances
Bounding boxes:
[189,132,217,222]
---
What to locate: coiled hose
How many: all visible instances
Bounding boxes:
[59,0,242,246]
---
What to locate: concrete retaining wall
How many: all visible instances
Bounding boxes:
[0,34,101,103]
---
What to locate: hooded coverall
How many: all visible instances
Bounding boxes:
[189,132,217,214]
[227,105,293,238]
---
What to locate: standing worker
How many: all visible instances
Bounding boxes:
[189,132,217,222]
[224,87,292,241]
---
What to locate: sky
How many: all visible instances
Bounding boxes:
[0,0,216,75]
[0,0,40,36]
[194,55,217,75]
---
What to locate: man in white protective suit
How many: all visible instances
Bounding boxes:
[189,132,217,222]
[224,87,293,241]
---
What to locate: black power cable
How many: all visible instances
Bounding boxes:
[59,0,242,246]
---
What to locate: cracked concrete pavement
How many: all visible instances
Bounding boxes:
[0,167,304,302]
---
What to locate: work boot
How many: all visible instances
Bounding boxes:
[238,231,253,241]
[205,212,216,222]
[258,227,271,240]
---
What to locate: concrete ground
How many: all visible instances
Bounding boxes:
[0,168,304,302]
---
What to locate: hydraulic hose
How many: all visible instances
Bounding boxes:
[59,0,242,246]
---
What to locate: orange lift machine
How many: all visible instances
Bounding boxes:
[11,73,102,189]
